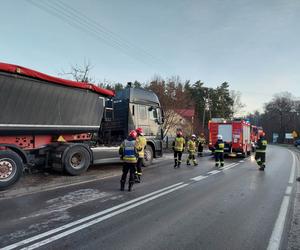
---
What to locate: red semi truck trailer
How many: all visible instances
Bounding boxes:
[208,119,252,157]
[0,62,164,189]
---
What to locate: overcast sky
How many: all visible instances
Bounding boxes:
[1,0,299,114]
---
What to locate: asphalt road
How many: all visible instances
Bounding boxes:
[0,145,298,250]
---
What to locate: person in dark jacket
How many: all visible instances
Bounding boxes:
[119,130,138,191]
[214,134,225,167]
[255,132,267,171]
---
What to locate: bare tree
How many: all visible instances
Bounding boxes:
[145,75,193,138]
[230,90,246,117]
[60,60,94,83]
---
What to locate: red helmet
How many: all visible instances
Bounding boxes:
[129,130,137,139]
[136,127,144,135]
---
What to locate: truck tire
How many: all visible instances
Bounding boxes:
[63,145,91,176]
[143,145,153,167]
[0,150,23,190]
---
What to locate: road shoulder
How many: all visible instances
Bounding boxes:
[287,147,300,250]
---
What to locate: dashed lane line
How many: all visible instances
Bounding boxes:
[207,170,221,175]
[223,163,240,171]
[2,182,184,250]
[190,175,208,182]
[3,160,244,250]
[19,184,190,250]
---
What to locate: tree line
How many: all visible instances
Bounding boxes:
[100,76,242,136]
[62,62,243,136]
[247,92,300,143]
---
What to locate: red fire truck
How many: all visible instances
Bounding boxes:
[208,119,252,157]
[250,125,264,151]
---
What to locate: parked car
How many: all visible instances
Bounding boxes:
[294,139,300,147]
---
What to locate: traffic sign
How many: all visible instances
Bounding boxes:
[292,131,298,138]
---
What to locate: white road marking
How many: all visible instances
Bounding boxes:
[207,170,221,175]
[2,158,245,249]
[267,196,290,250]
[288,151,296,184]
[2,182,184,250]
[190,175,208,181]
[219,163,236,170]
[223,163,239,171]
[285,186,293,196]
[19,184,190,250]
[267,150,297,250]
[239,160,244,163]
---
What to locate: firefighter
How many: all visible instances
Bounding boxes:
[119,130,138,191]
[172,130,185,168]
[214,134,225,167]
[255,132,267,171]
[135,127,147,183]
[197,132,206,157]
[187,134,198,166]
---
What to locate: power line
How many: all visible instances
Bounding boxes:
[53,0,166,66]
[26,0,162,68]
[28,0,154,67]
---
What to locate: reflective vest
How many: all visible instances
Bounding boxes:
[174,137,185,151]
[187,140,197,153]
[215,140,224,153]
[197,136,206,145]
[135,135,147,158]
[121,139,137,163]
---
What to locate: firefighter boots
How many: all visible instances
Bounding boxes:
[128,183,133,192]
[120,181,125,191]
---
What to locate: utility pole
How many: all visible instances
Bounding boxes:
[202,88,210,131]
[202,105,206,130]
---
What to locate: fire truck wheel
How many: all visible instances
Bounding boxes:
[0,150,23,190]
[143,145,153,167]
[63,145,91,176]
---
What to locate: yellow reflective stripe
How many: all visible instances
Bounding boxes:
[215,150,224,152]
[123,159,137,163]
[188,141,196,151]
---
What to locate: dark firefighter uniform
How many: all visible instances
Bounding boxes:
[119,134,138,191]
[135,134,147,183]
[255,136,267,171]
[173,133,185,168]
[197,134,206,157]
[187,135,198,166]
[214,138,225,167]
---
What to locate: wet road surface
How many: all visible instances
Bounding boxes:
[0,145,299,250]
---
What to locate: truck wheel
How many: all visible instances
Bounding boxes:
[63,146,91,176]
[143,145,153,167]
[0,150,23,190]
